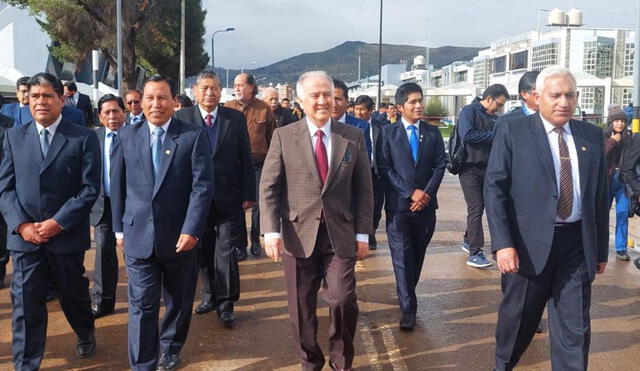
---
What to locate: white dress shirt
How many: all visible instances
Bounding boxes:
[367,117,375,163]
[35,115,62,138]
[264,117,368,244]
[148,119,171,146]
[129,112,144,125]
[540,116,581,222]
[401,117,420,141]
[337,113,347,124]
[198,105,218,124]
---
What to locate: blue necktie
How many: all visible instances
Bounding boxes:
[40,128,50,158]
[409,125,418,162]
[151,127,165,181]
[105,132,118,195]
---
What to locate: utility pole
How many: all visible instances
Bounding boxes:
[377,0,383,110]
[358,46,362,81]
[634,0,640,133]
[116,0,123,96]
[179,0,186,94]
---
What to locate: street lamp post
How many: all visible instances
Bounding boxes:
[211,27,235,71]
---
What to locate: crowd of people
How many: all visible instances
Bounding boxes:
[0,63,636,371]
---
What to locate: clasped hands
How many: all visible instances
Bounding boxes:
[17,219,62,244]
[410,189,430,212]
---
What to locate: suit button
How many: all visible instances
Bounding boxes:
[553,196,558,200]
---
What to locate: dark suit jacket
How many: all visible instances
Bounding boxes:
[14,105,86,127]
[0,103,20,121]
[376,120,447,212]
[75,93,94,127]
[274,106,295,128]
[174,105,254,214]
[0,113,14,129]
[90,126,109,226]
[345,114,372,158]
[0,119,101,253]
[260,119,373,259]
[370,117,388,174]
[484,113,609,280]
[110,118,213,259]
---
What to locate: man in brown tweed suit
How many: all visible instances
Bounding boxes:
[260,71,373,371]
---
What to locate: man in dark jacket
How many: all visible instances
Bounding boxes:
[457,84,509,268]
[262,87,295,127]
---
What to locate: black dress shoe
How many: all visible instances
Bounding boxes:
[329,360,352,371]
[634,257,640,271]
[45,289,57,302]
[219,311,235,324]
[535,326,543,333]
[250,242,262,257]
[76,335,96,358]
[157,352,181,371]
[194,300,215,314]
[91,303,115,319]
[236,247,248,262]
[399,313,416,331]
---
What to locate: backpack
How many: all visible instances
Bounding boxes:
[446,123,466,175]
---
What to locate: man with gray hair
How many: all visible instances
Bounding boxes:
[262,87,295,127]
[174,70,254,323]
[260,70,373,371]
[485,66,609,370]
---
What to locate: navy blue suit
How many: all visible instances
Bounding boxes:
[376,120,446,314]
[0,102,21,121]
[14,105,86,127]
[345,115,372,158]
[110,118,213,370]
[0,119,101,370]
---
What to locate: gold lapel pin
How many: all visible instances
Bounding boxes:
[581,146,587,151]
[165,150,171,155]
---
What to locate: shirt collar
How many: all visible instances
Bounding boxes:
[306,117,331,139]
[540,114,571,135]
[198,104,218,122]
[105,126,115,136]
[148,118,172,135]
[337,113,347,123]
[36,115,62,136]
[401,116,420,130]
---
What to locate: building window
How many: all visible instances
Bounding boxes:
[509,50,528,70]
[579,86,605,114]
[624,42,634,77]
[583,40,614,79]
[532,42,559,71]
[473,59,490,90]
[492,56,506,73]
[613,87,633,106]
[455,70,468,83]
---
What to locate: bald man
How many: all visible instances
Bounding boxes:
[262,87,294,128]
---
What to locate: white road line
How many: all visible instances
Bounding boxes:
[379,323,408,371]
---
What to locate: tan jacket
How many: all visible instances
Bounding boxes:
[224,98,275,162]
[260,119,373,258]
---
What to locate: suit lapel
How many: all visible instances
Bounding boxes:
[153,120,179,197]
[323,120,348,193]
[416,121,427,167]
[569,120,591,199]
[530,114,557,188]
[41,121,68,173]
[294,121,322,188]
[213,114,230,157]
[25,122,43,167]
[393,122,414,164]
[136,123,154,189]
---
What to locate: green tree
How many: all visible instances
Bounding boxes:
[7,0,208,90]
[424,97,449,119]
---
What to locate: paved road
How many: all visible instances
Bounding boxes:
[1,174,639,370]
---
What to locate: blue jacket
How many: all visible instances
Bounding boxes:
[457,97,496,165]
[110,118,213,259]
[0,103,20,121]
[345,115,372,158]
[0,120,101,253]
[624,105,633,125]
[14,105,86,127]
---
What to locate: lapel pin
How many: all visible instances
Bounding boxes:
[581,146,587,151]
[165,150,171,155]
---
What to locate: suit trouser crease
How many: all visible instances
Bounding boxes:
[495,226,591,371]
[11,250,94,370]
[386,210,436,314]
[459,165,485,254]
[283,223,358,370]
[93,197,118,306]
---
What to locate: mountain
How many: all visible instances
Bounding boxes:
[212,41,485,86]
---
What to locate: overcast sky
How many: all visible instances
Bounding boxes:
[204,0,636,69]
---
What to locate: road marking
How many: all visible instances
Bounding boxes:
[378,323,408,371]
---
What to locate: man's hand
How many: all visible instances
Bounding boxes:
[596,262,607,274]
[410,189,428,204]
[242,201,255,211]
[356,241,369,260]
[116,238,124,250]
[176,234,198,252]
[409,191,431,212]
[265,237,283,262]
[35,219,62,239]
[17,223,49,244]
[496,247,519,274]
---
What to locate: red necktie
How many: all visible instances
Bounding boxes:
[314,130,328,185]
[205,114,213,127]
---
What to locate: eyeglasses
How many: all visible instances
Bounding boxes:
[126,100,141,105]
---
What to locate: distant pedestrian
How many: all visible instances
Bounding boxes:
[262,87,295,127]
[124,90,145,125]
[174,94,194,111]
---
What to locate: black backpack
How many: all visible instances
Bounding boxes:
[446,123,466,175]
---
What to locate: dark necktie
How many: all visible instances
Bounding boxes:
[554,127,573,220]
[314,130,328,185]
[151,127,165,182]
[40,128,50,158]
[108,132,118,155]
[409,125,419,162]
[204,113,217,151]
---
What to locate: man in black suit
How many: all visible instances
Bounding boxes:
[89,94,126,318]
[354,94,388,250]
[377,83,446,330]
[0,113,14,289]
[0,73,101,369]
[111,75,213,370]
[64,81,94,127]
[175,70,255,323]
[124,89,145,125]
[485,66,609,370]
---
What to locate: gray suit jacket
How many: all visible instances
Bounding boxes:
[90,126,107,225]
[260,119,373,258]
[484,113,609,280]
